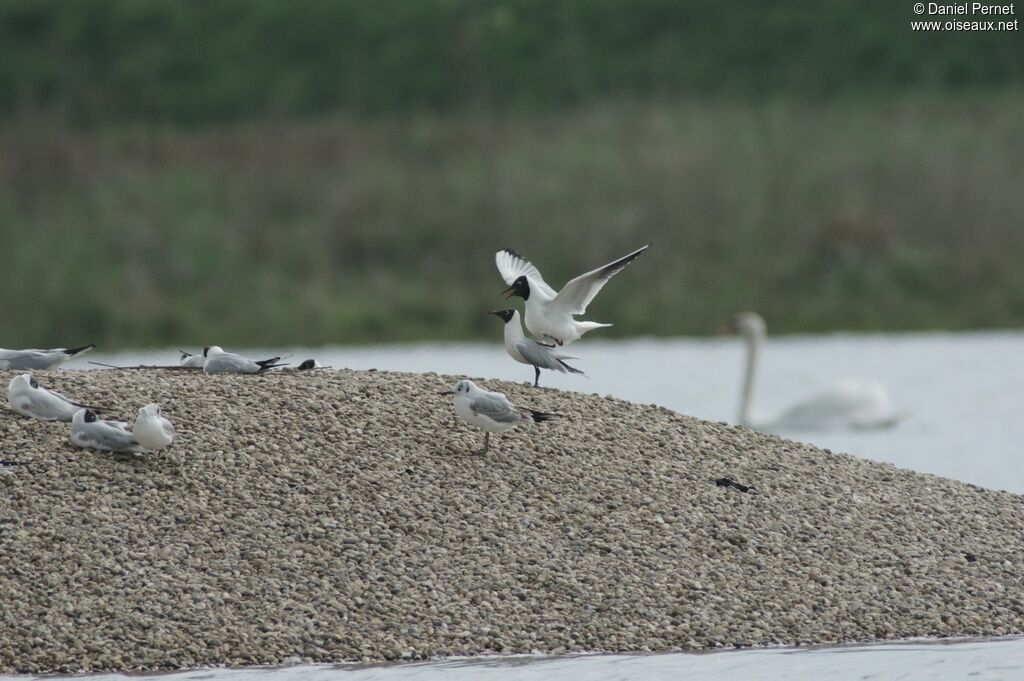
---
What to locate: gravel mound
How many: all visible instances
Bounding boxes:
[1,368,1022,673]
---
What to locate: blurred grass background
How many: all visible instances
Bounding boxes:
[1,0,1023,347]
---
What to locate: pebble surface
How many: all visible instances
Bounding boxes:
[0,368,1022,674]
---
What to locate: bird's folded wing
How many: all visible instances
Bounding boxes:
[45,387,90,409]
[0,349,41,362]
[516,341,571,372]
[495,249,558,298]
[469,393,522,423]
[93,424,143,451]
[549,244,649,316]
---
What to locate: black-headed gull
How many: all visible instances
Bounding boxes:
[203,346,286,374]
[439,379,558,453]
[496,245,649,345]
[70,409,145,453]
[178,349,205,368]
[7,373,100,422]
[490,309,584,387]
[0,344,94,370]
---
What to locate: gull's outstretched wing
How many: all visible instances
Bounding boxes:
[495,249,558,298]
[550,244,649,316]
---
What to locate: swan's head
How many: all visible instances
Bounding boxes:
[502,276,530,301]
[731,311,767,338]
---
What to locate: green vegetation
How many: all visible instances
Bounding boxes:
[2,97,1023,347]
[0,2,1022,346]
[1,0,1022,125]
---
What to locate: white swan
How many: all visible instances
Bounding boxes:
[731,312,904,432]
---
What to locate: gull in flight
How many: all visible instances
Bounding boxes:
[132,404,176,451]
[178,349,205,368]
[496,244,649,345]
[203,346,287,374]
[439,379,558,453]
[8,373,101,422]
[70,408,145,453]
[490,309,584,387]
[0,344,95,370]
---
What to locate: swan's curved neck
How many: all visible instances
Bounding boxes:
[739,326,763,427]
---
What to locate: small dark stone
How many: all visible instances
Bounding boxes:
[964,553,978,562]
[715,477,753,493]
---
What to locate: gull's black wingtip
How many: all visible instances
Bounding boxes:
[528,409,560,423]
[64,343,96,356]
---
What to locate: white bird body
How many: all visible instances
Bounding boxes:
[765,380,903,431]
[178,350,205,368]
[442,379,557,453]
[496,245,649,345]
[0,344,94,370]
[203,346,285,374]
[70,409,145,453]
[492,309,583,387]
[7,373,95,421]
[733,312,904,432]
[132,404,176,451]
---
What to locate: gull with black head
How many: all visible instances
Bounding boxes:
[8,373,101,422]
[439,379,558,454]
[178,349,205,368]
[70,408,145,453]
[491,309,584,387]
[0,344,95,370]
[203,346,287,374]
[496,244,649,345]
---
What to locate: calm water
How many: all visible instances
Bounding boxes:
[42,331,1024,679]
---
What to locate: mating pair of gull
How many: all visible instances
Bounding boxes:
[492,244,649,386]
[8,374,175,453]
[439,244,650,452]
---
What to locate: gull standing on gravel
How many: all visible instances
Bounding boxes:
[439,379,558,454]
[7,373,100,422]
[491,309,584,387]
[496,244,649,345]
[0,344,95,370]
[178,349,205,368]
[70,409,144,453]
[132,404,176,451]
[203,346,287,374]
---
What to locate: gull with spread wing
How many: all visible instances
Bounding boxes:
[496,244,649,345]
